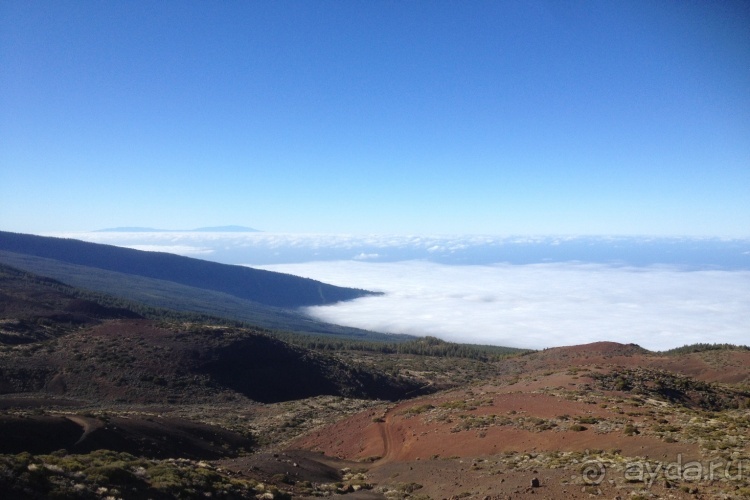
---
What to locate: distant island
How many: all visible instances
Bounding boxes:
[95,225,261,233]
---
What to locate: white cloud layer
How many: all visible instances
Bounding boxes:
[48,231,750,350]
[255,261,750,351]
[127,245,216,256]
[53,232,750,269]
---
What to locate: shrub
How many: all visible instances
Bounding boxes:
[576,416,600,424]
[623,423,639,436]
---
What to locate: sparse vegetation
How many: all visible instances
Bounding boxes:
[0,450,269,499]
[661,343,750,355]
[2,249,750,499]
[592,367,750,411]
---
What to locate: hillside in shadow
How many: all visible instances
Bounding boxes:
[0,265,429,405]
[0,231,375,308]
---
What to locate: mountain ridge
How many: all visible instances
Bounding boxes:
[0,265,431,406]
[0,231,372,309]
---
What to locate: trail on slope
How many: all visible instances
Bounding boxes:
[66,415,105,445]
[376,410,398,463]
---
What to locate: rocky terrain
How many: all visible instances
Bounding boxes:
[294,344,750,498]
[1,261,749,499]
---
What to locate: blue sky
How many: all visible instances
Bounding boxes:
[2,1,749,236]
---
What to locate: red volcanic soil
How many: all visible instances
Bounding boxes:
[647,350,750,384]
[288,343,750,499]
[295,388,699,464]
[499,341,750,385]
[552,341,647,355]
[291,384,706,498]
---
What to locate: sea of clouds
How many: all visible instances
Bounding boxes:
[58,231,750,269]
[58,232,750,350]
[256,261,750,351]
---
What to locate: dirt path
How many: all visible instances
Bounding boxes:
[65,415,104,445]
[376,410,398,463]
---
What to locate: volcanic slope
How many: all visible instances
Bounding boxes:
[3,262,750,498]
[0,263,142,344]
[0,263,441,498]
[0,231,401,339]
[0,263,429,445]
[290,342,750,499]
[0,230,372,308]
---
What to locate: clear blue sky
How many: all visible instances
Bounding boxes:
[2,1,749,236]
